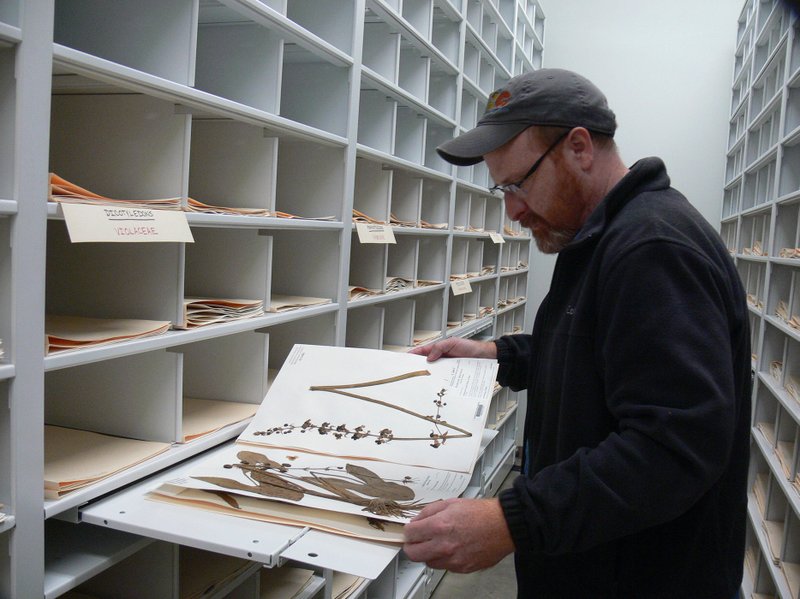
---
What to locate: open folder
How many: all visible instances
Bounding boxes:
[147,344,499,543]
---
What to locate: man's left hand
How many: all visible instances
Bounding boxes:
[403,497,515,572]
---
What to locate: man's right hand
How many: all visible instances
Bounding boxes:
[409,337,497,362]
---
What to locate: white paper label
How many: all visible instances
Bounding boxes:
[451,279,472,295]
[489,232,505,244]
[356,222,396,244]
[61,203,194,243]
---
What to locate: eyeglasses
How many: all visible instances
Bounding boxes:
[488,130,570,195]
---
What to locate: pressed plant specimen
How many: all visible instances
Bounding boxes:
[252,369,472,448]
[193,449,427,518]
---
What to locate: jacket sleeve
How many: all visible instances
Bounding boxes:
[499,239,746,555]
[494,333,535,391]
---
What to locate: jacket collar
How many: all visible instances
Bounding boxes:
[565,157,671,250]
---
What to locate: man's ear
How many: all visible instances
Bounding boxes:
[565,127,594,170]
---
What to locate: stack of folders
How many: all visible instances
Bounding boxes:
[44,425,170,499]
[45,315,171,354]
[178,298,264,329]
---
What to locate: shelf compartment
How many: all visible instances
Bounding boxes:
[746,517,779,597]
[398,42,429,102]
[761,320,790,387]
[285,0,356,55]
[742,154,777,210]
[500,239,528,272]
[746,101,781,166]
[738,259,767,313]
[50,93,188,202]
[465,238,485,275]
[729,103,748,151]
[761,473,789,567]
[178,330,269,420]
[363,20,400,83]
[280,46,350,137]
[44,519,155,599]
[195,11,282,114]
[775,200,800,258]
[428,63,457,120]
[188,119,277,214]
[740,209,771,256]
[268,229,340,303]
[723,181,743,219]
[45,350,181,444]
[431,4,460,66]
[402,0,433,40]
[732,55,752,117]
[412,290,445,346]
[786,81,800,138]
[184,227,269,311]
[382,298,414,349]
[349,231,388,293]
[726,141,745,184]
[497,303,525,335]
[473,278,497,319]
[417,236,447,284]
[387,234,418,284]
[391,169,422,227]
[751,311,762,370]
[263,311,338,367]
[354,158,391,224]
[358,89,396,155]
[53,0,195,86]
[276,139,345,220]
[395,106,426,163]
[454,190,471,231]
[46,221,182,325]
[460,88,481,132]
[420,179,450,229]
[780,139,800,199]
[346,304,385,349]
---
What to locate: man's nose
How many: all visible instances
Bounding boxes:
[504,194,526,221]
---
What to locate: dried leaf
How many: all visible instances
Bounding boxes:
[206,490,240,509]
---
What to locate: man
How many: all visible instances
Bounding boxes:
[403,68,751,599]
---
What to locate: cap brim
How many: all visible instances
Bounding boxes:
[436,122,529,166]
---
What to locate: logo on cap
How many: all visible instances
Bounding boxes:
[486,90,511,112]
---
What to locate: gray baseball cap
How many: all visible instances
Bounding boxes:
[437,68,617,166]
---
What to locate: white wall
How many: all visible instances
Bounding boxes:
[518,0,743,441]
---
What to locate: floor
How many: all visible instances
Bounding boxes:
[429,469,518,599]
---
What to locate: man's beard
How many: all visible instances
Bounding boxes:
[524,163,581,254]
[533,227,577,254]
[520,213,577,254]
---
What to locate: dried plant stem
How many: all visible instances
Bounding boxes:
[310,369,431,391]
[310,386,472,438]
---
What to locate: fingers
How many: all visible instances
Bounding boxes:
[408,338,497,362]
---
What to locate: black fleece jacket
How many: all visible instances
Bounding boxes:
[495,157,751,599]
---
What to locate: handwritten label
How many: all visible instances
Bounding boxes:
[356,223,396,244]
[489,232,505,244]
[61,203,194,243]
[451,279,472,295]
